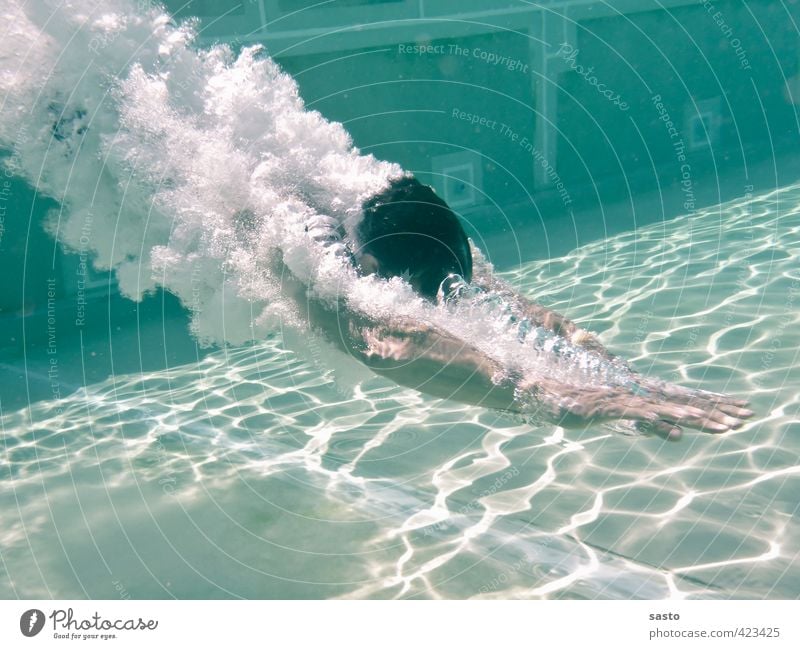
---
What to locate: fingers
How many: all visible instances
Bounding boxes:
[690,417,734,434]
[712,402,754,419]
[635,418,683,441]
[652,401,751,434]
[633,379,755,433]
[653,381,751,410]
[675,399,754,429]
[552,381,755,437]
[686,387,750,408]
[661,405,728,433]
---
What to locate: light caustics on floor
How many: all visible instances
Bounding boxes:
[1,184,799,599]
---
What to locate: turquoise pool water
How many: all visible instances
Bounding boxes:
[2,185,798,599]
[2,0,800,600]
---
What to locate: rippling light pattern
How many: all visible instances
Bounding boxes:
[2,185,799,599]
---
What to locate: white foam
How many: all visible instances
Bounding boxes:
[1,0,402,346]
[0,0,609,390]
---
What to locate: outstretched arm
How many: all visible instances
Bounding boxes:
[469,245,614,359]
[343,310,752,440]
[345,313,520,412]
[282,251,752,439]
[526,377,752,440]
[465,245,752,437]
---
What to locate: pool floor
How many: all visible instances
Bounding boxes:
[2,183,799,599]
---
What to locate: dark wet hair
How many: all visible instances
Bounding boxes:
[355,176,472,300]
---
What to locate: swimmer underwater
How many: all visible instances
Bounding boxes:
[283,175,754,442]
[0,0,752,441]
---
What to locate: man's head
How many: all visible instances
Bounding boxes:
[355,176,472,300]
